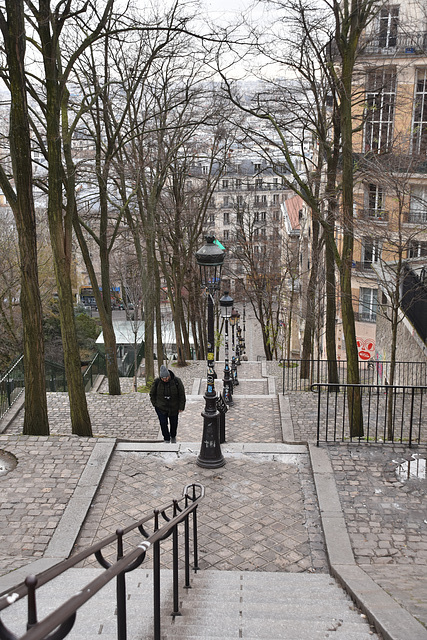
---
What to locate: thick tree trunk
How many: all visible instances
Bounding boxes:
[339,46,362,438]
[301,219,320,378]
[40,0,92,437]
[3,0,49,435]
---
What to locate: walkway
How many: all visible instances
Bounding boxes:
[0,353,425,638]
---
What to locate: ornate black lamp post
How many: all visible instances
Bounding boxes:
[229,308,240,386]
[241,300,247,360]
[195,236,225,468]
[220,291,234,406]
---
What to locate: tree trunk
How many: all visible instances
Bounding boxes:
[3,0,49,435]
[339,45,362,438]
[40,0,92,436]
[301,219,320,378]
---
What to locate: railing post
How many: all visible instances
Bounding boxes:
[409,387,415,448]
[316,385,321,446]
[184,508,191,589]
[192,486,200,572]
[116,528,127,640]
[153,510,161,640]
[26,575,38,630]
[171,501,181,618]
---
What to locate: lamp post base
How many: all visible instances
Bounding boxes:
[197,399,225,468]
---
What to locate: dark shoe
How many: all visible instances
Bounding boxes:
[164,439,170,443]
[171,437,176,443]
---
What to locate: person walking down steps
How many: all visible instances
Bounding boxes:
[150,364,186,443]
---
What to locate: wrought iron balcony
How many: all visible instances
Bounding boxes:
[360,208,389,222]
[406,211,427,224]
[359,30,427,55]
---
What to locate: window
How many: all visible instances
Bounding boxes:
[261,195,267,204]
[209,214,215,224]
[223,230,230,241]
[254,228,259,238]
[366,183,385,218]
[202,165,208,175]
[362,237,381,268]
[412,69,427,156]
[409,186,427,223]
[365,68,396,152]
[254,163,261,172]
[255,178,263,188]
[378,6,399,48]
[235,179,242,188]
[223,212,230,225]
[260,211,266,221]
[222,179,229,188]
[408,241,427,258]
[273,194,280,204]
[237,195,244,205]
[223,196,229,207]
[359,288,378,322]
[260,228,266,236]
[254,211,259,222]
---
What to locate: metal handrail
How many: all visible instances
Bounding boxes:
[282,359,427,392]
[312,382,427,446]
[0,483,204,640]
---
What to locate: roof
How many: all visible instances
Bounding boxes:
[96,321,194,346]
[282,195,302,234]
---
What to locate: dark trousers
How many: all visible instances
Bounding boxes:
[155,408,178,441]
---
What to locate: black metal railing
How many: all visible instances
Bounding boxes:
[0,353,107,421]
[0,356,25,421]
[359,30,427,55]
[83,352,106,391]
[0,483,204,640]
[282,359,427,392]
[45,360,67,392]
[312,383,427,446]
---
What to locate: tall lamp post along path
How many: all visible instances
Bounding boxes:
[195,236,226,468]
[220,291,234,406]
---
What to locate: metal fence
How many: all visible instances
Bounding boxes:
[0,353,107,422]
[0,356,25,421]
[312,383,427,446]
[282,359,427,392]
[83,352,106,391]
[0,483,204,640]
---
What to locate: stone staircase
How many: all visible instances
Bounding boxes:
[0,568,379,639]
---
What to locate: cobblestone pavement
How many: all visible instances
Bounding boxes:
[287,393,427,629]
[0,436,96,578]
[72,449,327,574]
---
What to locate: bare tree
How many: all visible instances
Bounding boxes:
[0,0,49,434]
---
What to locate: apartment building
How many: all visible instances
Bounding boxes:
[202,154,290,301]
[350,0,427,360]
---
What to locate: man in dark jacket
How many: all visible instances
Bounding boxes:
[150,364,186,443]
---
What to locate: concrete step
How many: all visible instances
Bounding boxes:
[0,569,379,639]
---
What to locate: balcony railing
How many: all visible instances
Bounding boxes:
[359,30,427,55]
[216,183,286,192]
[360,208,389,222]
[354,311,377,323]
[407,211,427,224]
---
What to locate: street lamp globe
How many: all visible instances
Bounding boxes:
[195,236,224,292]
[220,291,234,319]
